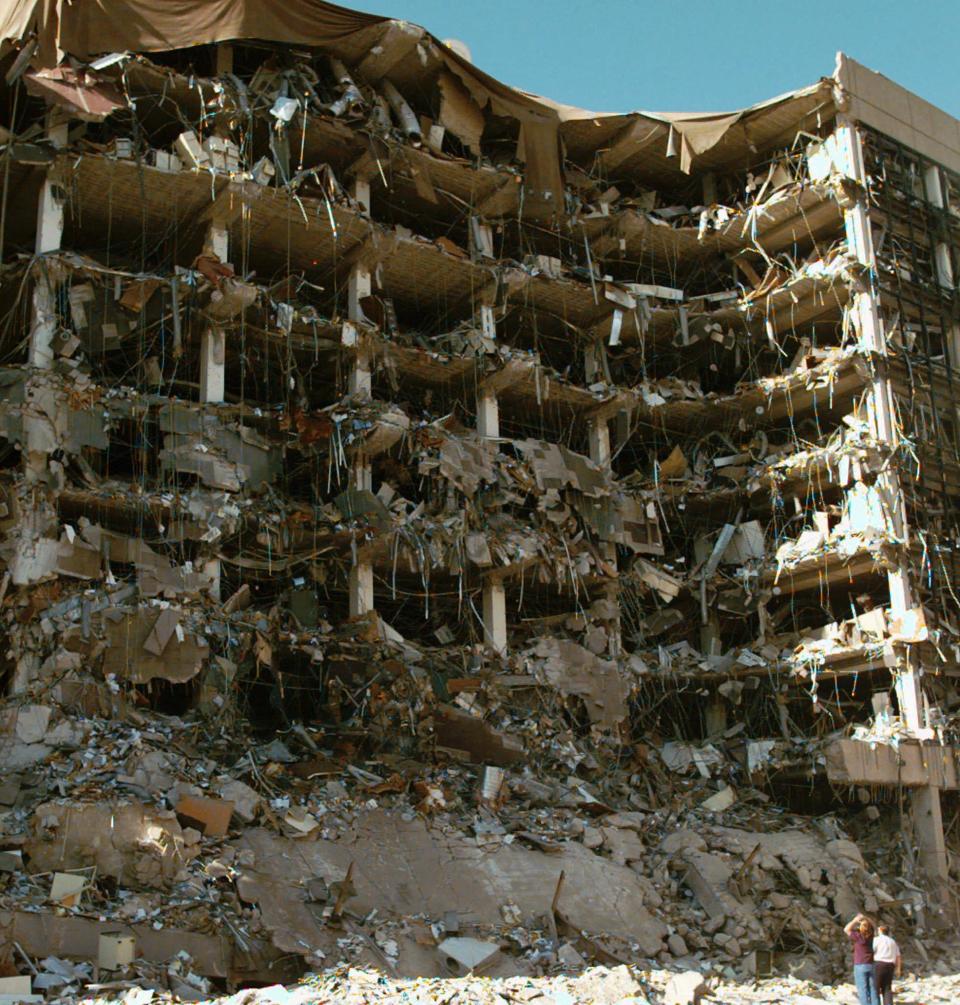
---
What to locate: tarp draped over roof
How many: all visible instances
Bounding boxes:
[0,0,842,200]
[0,0,570,215]
[0,0,385,65]
[4,1,956,188]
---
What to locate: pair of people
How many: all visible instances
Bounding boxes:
[844,913,902,1005]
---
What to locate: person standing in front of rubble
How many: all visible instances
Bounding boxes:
[844,913,880,1005]
[872,924,902,1005]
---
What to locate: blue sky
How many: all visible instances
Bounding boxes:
[367,0,960,118]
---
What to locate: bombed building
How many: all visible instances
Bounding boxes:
[0,0,959,994]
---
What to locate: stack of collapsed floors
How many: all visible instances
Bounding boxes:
[0,1,959,988]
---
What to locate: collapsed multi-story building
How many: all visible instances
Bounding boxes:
[1,0,960,989]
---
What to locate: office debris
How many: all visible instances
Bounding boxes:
[0,2,958,1002]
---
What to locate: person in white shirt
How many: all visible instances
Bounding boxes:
[872,924,901,1005]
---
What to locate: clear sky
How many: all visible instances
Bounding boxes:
[363,0,960,118]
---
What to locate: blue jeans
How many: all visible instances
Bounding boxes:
[854,963,880,1005]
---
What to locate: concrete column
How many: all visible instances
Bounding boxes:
[924,164,960,365]
[924,165,955,290]
[584,341,602,383]
[348,560,375,617]
[477,391,499,440]
[348,349,372,397]
[347,445,374,617]
[469,217,494,260]
[482,576,507,652]
[704,699,727,738]
[25,117,68,484]
[197,218,229,607]
[203,557,222,603]
[348,177,374,618]
[200,220,229,404]
[837,121,944,890]
[28,118,68,369]
[478,304,496,340]
[912,784,950,883]
[587,416,611,467]
[836,123,918,667]
[478,390,505,649]
[348,179,373,398]
[475,307,506,652]
[587,414,620,656]
[700,617,722,658]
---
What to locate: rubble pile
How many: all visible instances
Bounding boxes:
[1,0,960,1000]
[0,659,940,991]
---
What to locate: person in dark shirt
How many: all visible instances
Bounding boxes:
[844,912,880,1005]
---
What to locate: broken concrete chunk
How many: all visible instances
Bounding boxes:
[102,607,208,685]
[434,705,524,766]
[14,705,51,744]
[217,779,261,824]
[660,829,707,856]
[176,795,234,838]
[438,937,500,975]
[533,639,628,732]
[27,802,191,889]
[664,970,709,1005]
[668,932,690,956]
[701,785,736,812]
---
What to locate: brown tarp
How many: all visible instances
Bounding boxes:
[0,0,569,214]
[0,0,842,205]
[0,0,384,66]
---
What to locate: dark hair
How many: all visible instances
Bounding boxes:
[859,919,875,938]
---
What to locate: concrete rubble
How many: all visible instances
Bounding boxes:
[0,1,960,1002]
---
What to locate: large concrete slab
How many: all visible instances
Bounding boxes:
[237,809,667,961]
[826,738,960,789]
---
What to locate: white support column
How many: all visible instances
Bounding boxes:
[482,576,507,653]
[924,165,955,289]
[348,559,375,617]
[912,783,950,885]
[197,219,229,603]
[478,303,496,340]
[584,341,603,384]
[200,220,229,404]
[587,416,611,468]
[477,392,499,440]
[587,414,621,656]
[347,178,375,618]
[924,164,960,366]
[837,120,944,891]
[351,176,371,218]
[351,455,372,492]
[203,558,222,603]
[475,307,507,652]
[348,348,372,397]
[347,440,374,617]
[347,179,373,397]
[836,122,916,630]
[469,217,494,260]
[29,118,68,369]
